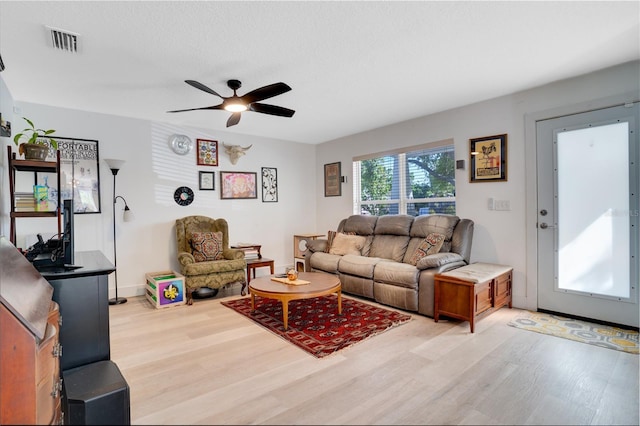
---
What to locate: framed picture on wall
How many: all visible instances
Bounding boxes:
[199,171,215,190]
[324,162,341,197]
[261,167,278,202]
[469,134,507,182]
[44,136,102,213]
[220,171,257,199]
[196,139,219,166]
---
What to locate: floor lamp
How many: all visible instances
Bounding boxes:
[104,158,134,305]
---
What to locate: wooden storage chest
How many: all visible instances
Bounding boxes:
[434,262,513,333]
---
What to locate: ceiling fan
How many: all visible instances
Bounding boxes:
[167,79,295,127]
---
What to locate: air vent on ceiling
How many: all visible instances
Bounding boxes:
[46,26,80,53]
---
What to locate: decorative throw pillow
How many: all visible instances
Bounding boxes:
[325,230,337,253]
[328,233,367,256]
[324,230,356,253]
[190,231,224,262]
[408,233,445,265]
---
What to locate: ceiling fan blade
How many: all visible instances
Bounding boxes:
[185,80,224,98]
[250,103,295,117]
[241,82,291,104]
[226,113,241,127]
[167,104,224,113]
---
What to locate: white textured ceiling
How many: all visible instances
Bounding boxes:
[1,1,638,144]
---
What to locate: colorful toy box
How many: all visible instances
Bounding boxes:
[145,270,186,308]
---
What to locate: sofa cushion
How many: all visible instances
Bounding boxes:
[342,215,378,235]
[341,215,378,256]
[374,214,413,236]
[369,235,410,262]
[408,233,445,265]
[190,231,224,262]
[309,252,342,274]
[415,252,464,270]
[329,233,367,256]
[404,214,460,261]
[182,257,246,275]
[373,260,419,290]
[325,230,356,253]
[307,238,328,253]
[338,254,383,279]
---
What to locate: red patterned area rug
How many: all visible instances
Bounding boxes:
[221,295,412,358]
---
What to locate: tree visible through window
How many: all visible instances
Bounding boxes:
[353,143,455,216]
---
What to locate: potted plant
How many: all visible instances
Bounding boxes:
[13,117,58,161]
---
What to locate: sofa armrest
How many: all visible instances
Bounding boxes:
[306,239,328,253]
[178,251,195,266]
[223,248,245,260]
[416,252,464,270]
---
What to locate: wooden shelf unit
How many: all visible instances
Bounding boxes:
[7,146,62,247]
[293,234,324,272]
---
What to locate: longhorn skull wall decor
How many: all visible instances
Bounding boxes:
[222,142,253,165]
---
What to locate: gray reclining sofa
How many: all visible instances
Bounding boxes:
[305,214,474,317]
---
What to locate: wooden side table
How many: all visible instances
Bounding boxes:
[246,257,275,286]
[434,262,513,333]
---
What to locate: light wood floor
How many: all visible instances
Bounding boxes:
[109,286,639,425]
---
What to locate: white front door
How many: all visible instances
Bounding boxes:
[536,103,639,327]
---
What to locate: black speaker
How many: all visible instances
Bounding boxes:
[63,360,130,425]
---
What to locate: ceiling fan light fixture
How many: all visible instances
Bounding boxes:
[168,79,294,127]
[224,102,247,113]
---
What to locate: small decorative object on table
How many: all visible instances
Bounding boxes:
[287,268,298,281]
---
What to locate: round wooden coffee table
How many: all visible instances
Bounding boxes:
[248,272,341,330]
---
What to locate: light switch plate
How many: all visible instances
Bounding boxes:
[495,200,511,211]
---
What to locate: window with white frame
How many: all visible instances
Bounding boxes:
[353,140,456,216]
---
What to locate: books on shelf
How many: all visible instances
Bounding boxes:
[235,242,259,248]
[232,243,261,259]
[15,192,36,211]
[14,192,55,212]
[242,249,260,260]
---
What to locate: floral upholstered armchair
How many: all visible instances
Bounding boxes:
[175,216,246,304]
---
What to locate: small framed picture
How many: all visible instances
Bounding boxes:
[324,162,341,197]
[220,171,258,199]
[261,167,278,202]
[196,139,219,166]
[469,134,507,182]
[199,171,215,190]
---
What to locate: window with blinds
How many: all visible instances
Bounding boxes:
[353,140,456,216]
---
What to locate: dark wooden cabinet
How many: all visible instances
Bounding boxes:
[0,236,62,425]
[39,251,115,371]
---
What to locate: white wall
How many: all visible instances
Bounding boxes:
[1,97,317,298]
[314,60,640,311]
[2,60,638,309]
